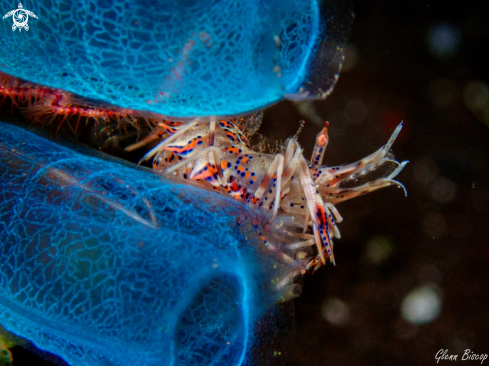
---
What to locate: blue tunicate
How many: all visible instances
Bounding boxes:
[0,0,353,117]
[0,122,298,366]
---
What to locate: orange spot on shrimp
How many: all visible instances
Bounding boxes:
[191,163,220,187]
[239,155,250,164]
[225,131,238,141]
[163,136,205,156]
[221,160,231,170]
[157,122,178,135]
[224,146,240,155]
[219,120,234,129]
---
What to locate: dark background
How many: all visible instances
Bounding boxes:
[267,1,489,365]
[3,0,489,365]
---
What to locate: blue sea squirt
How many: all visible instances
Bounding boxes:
[0,1,409,366]
[0,121,303,366]
[0,0,353,117]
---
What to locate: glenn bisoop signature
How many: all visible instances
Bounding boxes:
[436,349,488,364]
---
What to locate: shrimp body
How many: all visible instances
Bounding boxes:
[1,71,407,271]
[136,117,408,270]
[150,120,277,202]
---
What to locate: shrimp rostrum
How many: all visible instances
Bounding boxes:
[132,116,407,272]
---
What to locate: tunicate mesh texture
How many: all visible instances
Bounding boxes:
[0,122,296,366]
[0,0,352,117]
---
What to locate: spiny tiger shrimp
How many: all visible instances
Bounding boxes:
[129,115,408,271]
[1,71,407,271]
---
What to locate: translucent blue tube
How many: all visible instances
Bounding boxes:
[0,122,296,366]
[0,0,353,117]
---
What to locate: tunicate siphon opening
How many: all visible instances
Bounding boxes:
[173,274,246,366]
